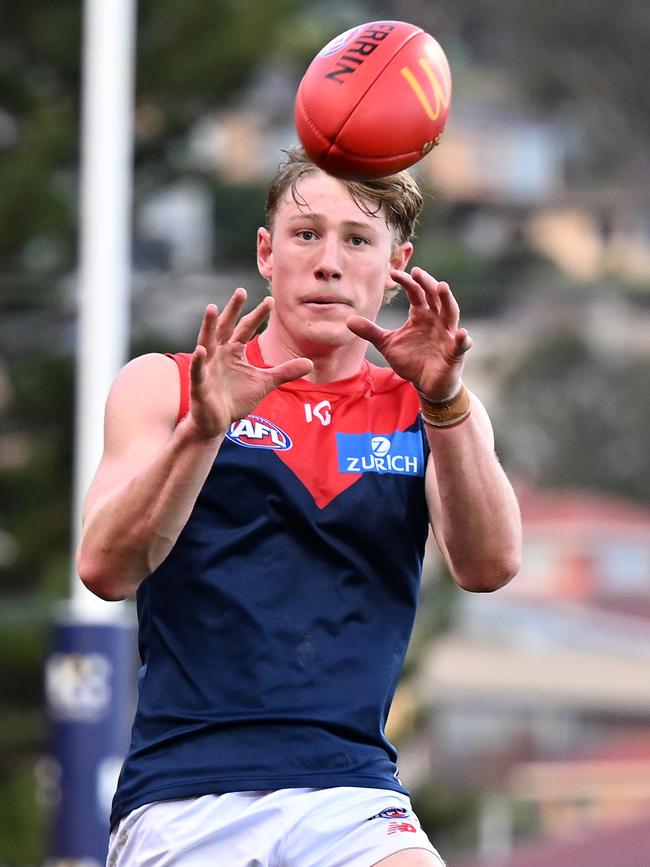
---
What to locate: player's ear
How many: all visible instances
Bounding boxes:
[257,227,273,279]
[388,241,413,280]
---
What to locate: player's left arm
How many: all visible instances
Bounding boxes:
[423,394,521,592]
[347,265,521,591]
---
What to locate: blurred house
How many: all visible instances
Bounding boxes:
[423,107,565,207]
[137,181,215,273]
[507,484,650,615]
[422,102,650,285]
[131,60,650,298]
[508,731,650,838]
[449,809,650,867]
[186,57,297,184]
[399,484,650,863]
[525,193,650,283]
[399,485,650,791]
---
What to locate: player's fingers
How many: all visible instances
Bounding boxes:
[231,296,274,344]
[391,269,427,308]
[346,315,390,348]
[437,281,460,329]
[406,281,434,314]
[266,357,313,388]
[215,288,248,343]
[196,304,219,356]
[189,344,208,388]
[411,267,442,315]
[455,328,473,356]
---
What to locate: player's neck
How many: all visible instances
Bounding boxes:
[258,329,367,384]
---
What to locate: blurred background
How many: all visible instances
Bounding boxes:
[0,0,649,864]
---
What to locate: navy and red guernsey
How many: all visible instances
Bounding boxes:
[110,336,431,828]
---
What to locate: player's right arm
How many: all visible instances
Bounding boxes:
[77,289,312,601]
[76,351,225,601]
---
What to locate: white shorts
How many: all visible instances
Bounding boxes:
[107,787,446,867]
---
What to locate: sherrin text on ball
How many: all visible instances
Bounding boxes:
[295,20,452,179]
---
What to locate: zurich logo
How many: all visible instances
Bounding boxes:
[226,415,292,451]
[336,430,424,477]
[371,436,391,457]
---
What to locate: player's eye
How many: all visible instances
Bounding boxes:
[349,235,369,246]
[297,230,317,241]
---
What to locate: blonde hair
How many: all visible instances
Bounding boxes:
[265,146,423,244]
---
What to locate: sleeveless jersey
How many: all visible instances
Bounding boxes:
[110,337,430,828]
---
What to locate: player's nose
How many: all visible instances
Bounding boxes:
[313,234,342,281]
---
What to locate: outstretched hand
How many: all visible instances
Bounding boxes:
[347,267,472,400]
[188,288,313,439]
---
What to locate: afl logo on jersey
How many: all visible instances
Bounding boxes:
[226,415,292,450]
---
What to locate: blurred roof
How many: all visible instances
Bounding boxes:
[424,632,650,714]
[450,811,650,867]
[516,484,650,530]
[577,730,650,763]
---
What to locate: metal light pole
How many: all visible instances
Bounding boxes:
[45,0,138,862]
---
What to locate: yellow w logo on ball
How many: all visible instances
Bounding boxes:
[400,44,451,121]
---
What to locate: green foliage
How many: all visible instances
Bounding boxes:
[0,0,312,265]
[399,0,650,177]
[411,781,480,855]
[0,763,45,863]
[133,0,305,178]
[138,0,302,110]
[412,227,565,319]
[213,182,267,264]
[498,327,650,503]
[0,355,74,601]
[402,567,459,683]
[0,2,81,268]
[494,0,650,147]
[0,620,47,707]
[0,345,74,861]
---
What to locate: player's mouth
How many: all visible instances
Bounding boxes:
[302,295,352,307]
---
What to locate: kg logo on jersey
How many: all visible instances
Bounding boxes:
[336,430,424,476]
[226,415,292,450]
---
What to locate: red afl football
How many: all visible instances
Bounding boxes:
[294,20,452,179]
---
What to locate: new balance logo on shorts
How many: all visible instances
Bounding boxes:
[388,821,417,835]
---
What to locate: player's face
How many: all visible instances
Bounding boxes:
[257,170,411,353]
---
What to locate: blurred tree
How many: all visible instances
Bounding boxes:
[0,0,314,270]
[0,2,81,270]
[497,327,650,503]
[411,214,567,318]
[375,0,650,181]
[133,0,311,188]
[411,781,479,858]
[485,0,650,180]
[212,182,267,264]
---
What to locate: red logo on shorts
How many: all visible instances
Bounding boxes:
[368,806,411,821]
[387,821,417,835]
